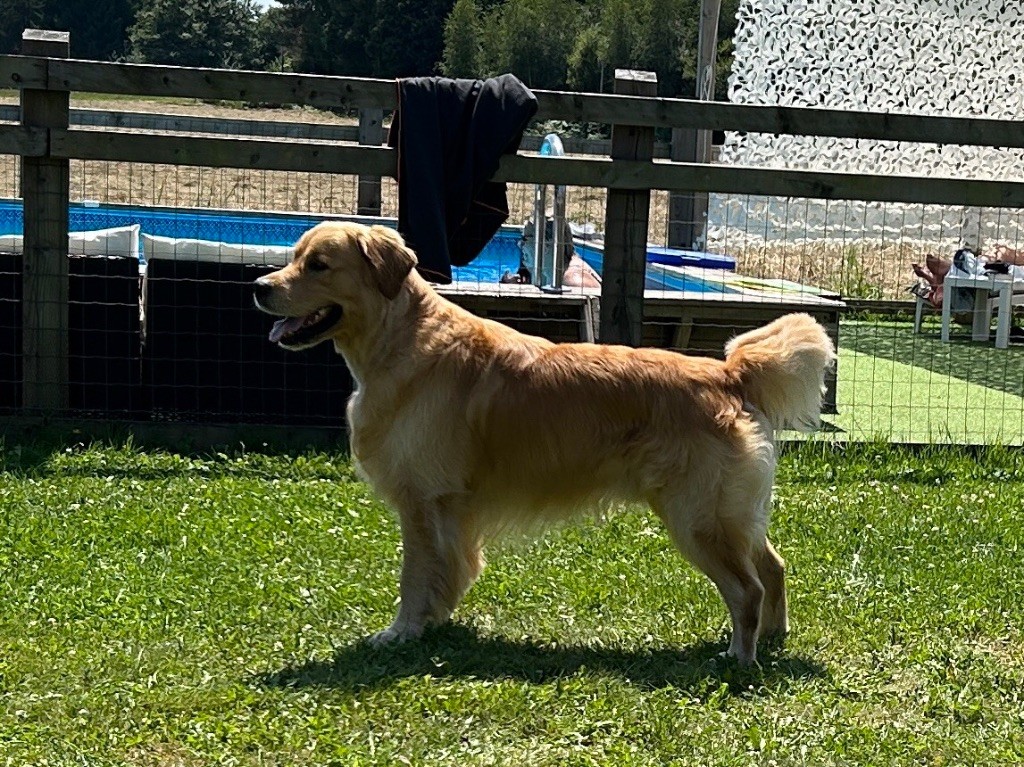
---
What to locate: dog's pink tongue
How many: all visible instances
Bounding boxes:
[269,316,305,343]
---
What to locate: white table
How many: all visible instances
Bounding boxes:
[940,272,1015,349]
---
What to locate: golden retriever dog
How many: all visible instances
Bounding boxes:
[253,222,836,665]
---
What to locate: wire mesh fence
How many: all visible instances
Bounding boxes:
[3,89,1024,444]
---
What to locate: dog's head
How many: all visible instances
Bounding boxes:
[253,222,417,350]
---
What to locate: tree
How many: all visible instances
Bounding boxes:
[272,0,373,75]
[483,0,580,89]
[128,0,260,69]
[566,23,605,92]
[252,4,298,71]
[274,0,453,77]
[0,0,46,55]
[2,0,139,60]
[714,0,740,98]
[441,0,481,78]
[635,0,687,96]
[52,0,140,60]
[369,0,454,77]
[600,0,636,75]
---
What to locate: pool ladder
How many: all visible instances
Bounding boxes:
[532,133,567,294]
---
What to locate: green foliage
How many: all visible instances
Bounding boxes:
[441,0,482,78]
[835,246,885,300]
[273,0,370,76]
[128,0,260,68]
[5,0,744,99]
[480,0,581,88]
[276,0,453,77]
[51,0,141,60]
[0,0,47,55]
[635,0,687,95]
[601,0,637,75]
[370,0,454,77]
[251,4,297,72]
[0,0,138,60]
[566,23,605,91]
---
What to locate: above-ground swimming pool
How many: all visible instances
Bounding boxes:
[0,199,740,294]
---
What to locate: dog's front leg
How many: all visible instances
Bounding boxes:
[369,496,483,646]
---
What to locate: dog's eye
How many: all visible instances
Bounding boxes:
[306,258,329,272]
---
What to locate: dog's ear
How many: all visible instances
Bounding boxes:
[357,226,417,300]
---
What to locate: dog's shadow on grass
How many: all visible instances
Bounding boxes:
[257,624,827,697]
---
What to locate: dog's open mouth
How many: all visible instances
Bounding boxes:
[268,305,343,347]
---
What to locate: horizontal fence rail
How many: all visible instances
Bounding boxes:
[5,55,1024,149]
[2,124,1023,209]
[0,105,674,157]
[0,104,363,142]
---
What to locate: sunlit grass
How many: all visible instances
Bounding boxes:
[1,440,1022,764]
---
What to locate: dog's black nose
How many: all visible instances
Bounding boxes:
[253,279,273,307]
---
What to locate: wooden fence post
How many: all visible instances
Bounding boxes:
[357,107,384,216]
[20,29,70,413]
[600,70,657,346]
[668,127,698,248]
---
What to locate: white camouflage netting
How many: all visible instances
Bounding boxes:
[711,0,1024,249]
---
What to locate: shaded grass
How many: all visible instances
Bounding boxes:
[1,440,1023,765]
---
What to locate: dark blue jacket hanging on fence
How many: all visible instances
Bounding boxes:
[387,74,538,284]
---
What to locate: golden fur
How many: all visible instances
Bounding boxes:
[254,222,836,664]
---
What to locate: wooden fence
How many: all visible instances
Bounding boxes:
[0,105,682,158]
[3,28,1024,416]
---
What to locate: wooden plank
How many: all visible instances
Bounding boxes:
[0,54,47,89]
[436,281,590,305]
[41,127,1024,210]
[0,104,673,157]
[5,54,1024,150]
[0,124,47,155]
[843,298,917,314]
[357,107,384,215]
[600,70,657,347]
[20,29,70,413]
[520,134,672,158]
[37,57,395,110]
[50,129,398,175]
[671,313,694,350]
[37,126,1024,210]
[73,107,360,142]
[533,90,1024,149]
[496,154,1024,209]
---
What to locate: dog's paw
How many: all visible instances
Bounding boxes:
[367,623,422,647]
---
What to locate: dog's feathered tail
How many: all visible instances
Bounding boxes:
[724,313,837,431]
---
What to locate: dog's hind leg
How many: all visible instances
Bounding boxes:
[653,486,766,665]
[370,495,483,646]
[755,538,788,638]
[680,526,764,665]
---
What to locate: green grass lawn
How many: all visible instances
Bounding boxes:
[823,319,1024,444]
[1,439,1023,765]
